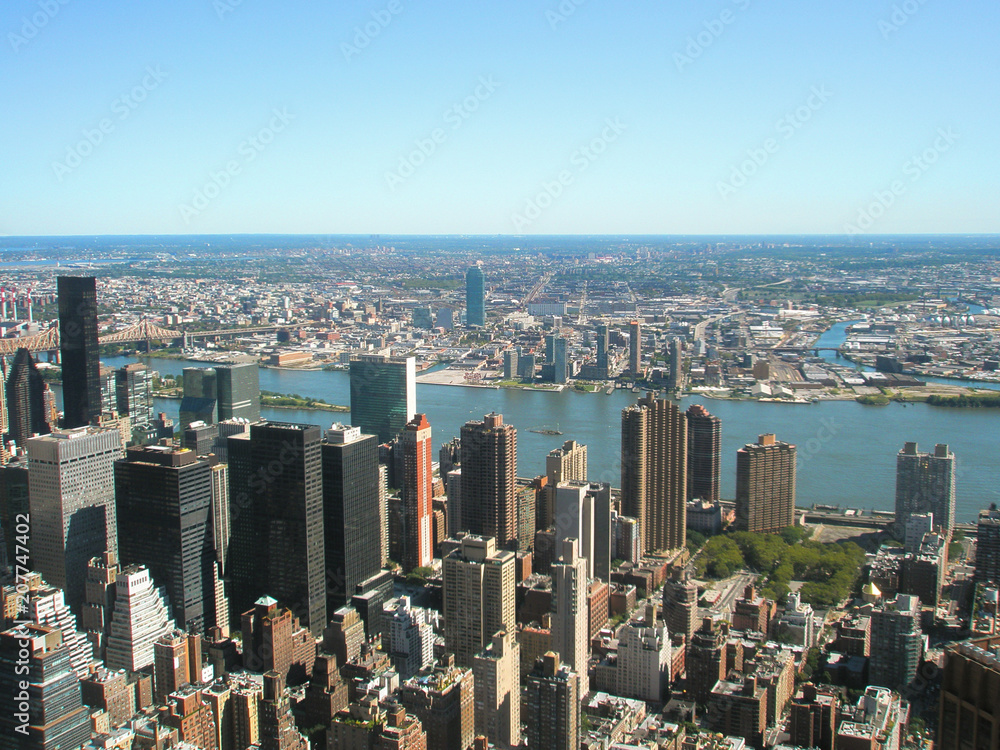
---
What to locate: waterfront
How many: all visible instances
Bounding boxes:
[93,353,1000,523]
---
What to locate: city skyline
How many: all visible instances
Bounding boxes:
[3,2,999,236]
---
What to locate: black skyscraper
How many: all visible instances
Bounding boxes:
[115,445,215,632]
[5,347,50,449]
[322,425,382,614]
[227,422,326,637]
[686,404,721,503]
[58,276,101,428]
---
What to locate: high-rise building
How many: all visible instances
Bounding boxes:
[27,426,120,613]
[550,538,589,683]
[240,596,316,684]
[595,324,609,377]
[258,671,308,750]
[544,440,587,530]
[616,614,671,703]
[388,596,435,680]
[735,434,797,534]
[668,337,685,390]
[663,574,698,642]
[401,414,433,571]
[939,636,1000,749]
[227,422,326,637]
[460,413,518,549]
[104,565,175,674]
[869,593,923,691]
[215,363,261,423]
[789,684,838,750]
[5,348,49,450]
[975,506,1000,585]
[322,423,382,614]
[115,363,154,426]
[472,629,521,749]
[349,355,416,443]
[503,349,519,380]
[153,631,191,703]
[58,275,101,429]
[24,585,95,679]
[0,624,91,750]
[179,367,218,428]
[686,618,729,704]
[115,445,215,632]
[442,535,516,666]
[81,551,118,660]
[552,481,610,582]
[629,320,641,376]
[686,404,721,503]
[553,335,568,384]
[621,394,687,553]
[466,266,485,327]
[161,685,220,750]
[895,441,956,535]
[524,652,579,750]
[397,655,474,750]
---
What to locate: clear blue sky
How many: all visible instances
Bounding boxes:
[2,0,998,236]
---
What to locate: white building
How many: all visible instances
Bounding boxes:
[27,586,96,678]
[387,596,435,680]
[104,566,174,673]
[472,629,521,749]
[776,591,816,648]
[551,538,590,682]
[616,617,671,703]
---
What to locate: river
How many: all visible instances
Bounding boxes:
[84,347,1000,524]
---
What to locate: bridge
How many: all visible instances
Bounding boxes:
[771,346,843,355]
[0,320,313,356]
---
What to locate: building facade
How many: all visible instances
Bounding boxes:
[735,434,797,534]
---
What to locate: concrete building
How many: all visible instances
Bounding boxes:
[460,413,518,550]
[442,535,516,667]
[397,655,474,750]
[616,615,671,703]
[621,394,687,553]
[472,629,520,749]
[939,635,1000,749]
[401,414,434,571]
[388,597,435,680]
[895,441,956,535]
[544,439,588,530]
[524,652,579,750]
[629,320,642,376]
[27,426,120,613]
[550,538,589,683]
[735,434,796,535]
[686,404,720,504]
[869,593,924,691]
[835,686,907,750]
[104,566,175,674]
[976,506,1000,585]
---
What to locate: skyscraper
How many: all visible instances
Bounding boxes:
[975,507,1000,585]
[322,424,382,614]
[442,535,516,666]
[552,335,568,384]
[465,265,485,327]
[550,538,589,681]
[227,422,326,637]
[669,337,685,391]
[401,414,433,571]
[5,347,49,450]
[58,275,101,429]
[27,426,120,613]
[115,363,154,426]
[895,442,956,535]
[621,394,687,553]
[216,363,261,422]
[0,624,91,750]
[258,671,308,750]
[686,404,721,503]
[349,355,416,443]
[104,565,175,674]
[460,413,517,549]
[524,652,579,750]
[179,367,218,428]
[629,320,641,376]
[735,434,797,534]
[595,324,609,377]
[869,593,923,691]
[544,439,588,530]
[472,629,521,749]
[115,445,215,632]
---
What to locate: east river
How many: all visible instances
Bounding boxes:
[89,329,999,524]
